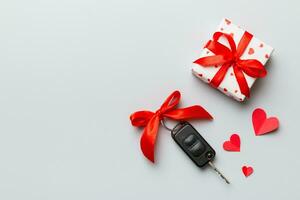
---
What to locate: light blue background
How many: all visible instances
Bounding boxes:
[0,0,299,199]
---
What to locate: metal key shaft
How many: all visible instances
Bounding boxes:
[208,161,230,184]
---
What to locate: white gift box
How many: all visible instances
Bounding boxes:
[192,18,274,101]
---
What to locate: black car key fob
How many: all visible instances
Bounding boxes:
[171,121,230,184]
[171,121,215,167]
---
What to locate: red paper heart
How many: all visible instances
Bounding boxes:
[248,48,255,55]
[223,134,240,152]
[242,166,253,177]
[252,108,279,136]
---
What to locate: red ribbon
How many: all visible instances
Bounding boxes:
[193,31,267,98]
[130,91,213,163]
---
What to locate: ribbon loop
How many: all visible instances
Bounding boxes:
[159,90,181,113]
[194,31,266,98]
[130,111,154,127]
[130,91,213,163]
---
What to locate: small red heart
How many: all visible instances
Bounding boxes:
[223,134,240,152]
[259,43,264,48]
[242,166,253,177]
[252,108,279,136]
[248,48,255,55]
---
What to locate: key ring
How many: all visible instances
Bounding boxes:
[160,118,185,133]
[160,118,173,131]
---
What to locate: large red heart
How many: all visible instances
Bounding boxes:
[242,166,253,177]
[223,134,240,152]
[252,108,279,136]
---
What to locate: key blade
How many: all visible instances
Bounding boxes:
[208,162,230,184]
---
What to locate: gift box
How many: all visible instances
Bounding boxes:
[192,18,274,101]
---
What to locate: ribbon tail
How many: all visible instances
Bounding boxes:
[210,63,231,88]
[233,65,250,98]
[140,116,160,163]
[164,105,213,120]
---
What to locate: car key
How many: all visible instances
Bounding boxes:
[169,121,230,184]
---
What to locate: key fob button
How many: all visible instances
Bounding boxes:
[189,141,205,156]
[183,134,197,146]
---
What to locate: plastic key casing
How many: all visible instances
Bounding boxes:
[171,122,216,167]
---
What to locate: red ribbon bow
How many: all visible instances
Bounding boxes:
[130,91,213,163]
[193,31,267,98]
